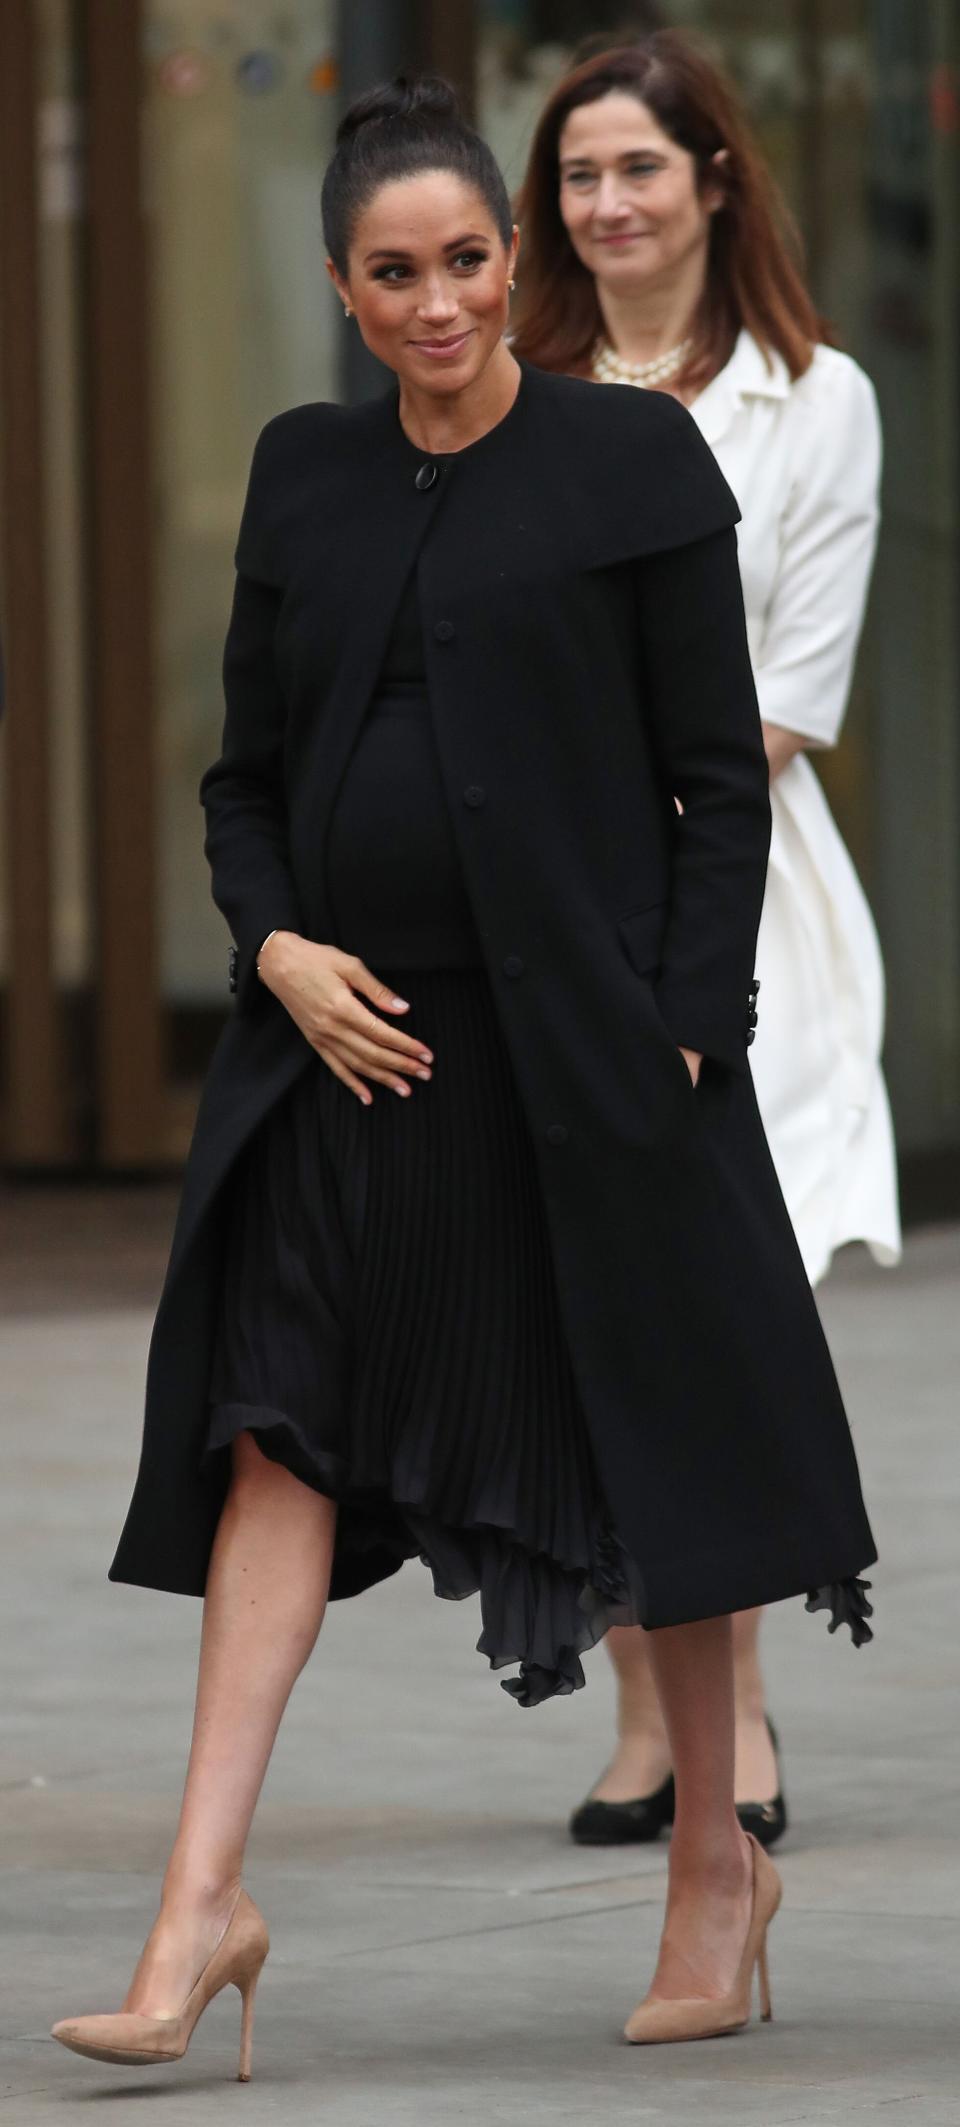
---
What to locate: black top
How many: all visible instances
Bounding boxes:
[325,567,483,969]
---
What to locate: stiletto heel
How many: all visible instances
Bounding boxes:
[624,1833,781,2045]
[237,1971,259,2082]
[757,1930,772,2020]
[52,1890,269,2077]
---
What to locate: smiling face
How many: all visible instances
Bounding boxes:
[328,170,518,398]
[558,91,721,297]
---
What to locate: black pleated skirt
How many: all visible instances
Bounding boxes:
[205,967,641,1704]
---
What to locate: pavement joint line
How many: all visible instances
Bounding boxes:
[336,1891,742,1956]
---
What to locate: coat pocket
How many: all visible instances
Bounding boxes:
[617,903,698,1098]
[617,901,668,978]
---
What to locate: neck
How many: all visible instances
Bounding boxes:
[597,253,706,368]
[398,342,521,454]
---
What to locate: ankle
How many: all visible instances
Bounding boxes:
[668,1823,751,1894]
[158,1873,241,1929]
[616,1720,669,1754]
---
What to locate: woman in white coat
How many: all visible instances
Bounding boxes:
[513,30,900,1841]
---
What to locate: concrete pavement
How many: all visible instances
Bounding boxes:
[1,1197,958,2125]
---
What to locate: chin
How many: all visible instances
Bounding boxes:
[596,261,662,300]
[399,336,495,394]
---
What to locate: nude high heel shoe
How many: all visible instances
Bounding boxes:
[623,1833,781,2045]
[51,1890,269,2081]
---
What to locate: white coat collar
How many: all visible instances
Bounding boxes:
[690,329,792,446]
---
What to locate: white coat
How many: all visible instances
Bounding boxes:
[690,330,901,1284]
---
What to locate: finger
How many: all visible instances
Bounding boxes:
[342,956,411,1015]
[336,994,434,1062]
[320,1036,423,1097]
[315,1043,373,1108]
[333,1031,432,1081]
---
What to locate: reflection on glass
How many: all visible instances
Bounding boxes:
[147,2,338,1005]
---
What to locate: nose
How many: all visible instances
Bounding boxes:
[417,276,460,324]
[595,173,631,222]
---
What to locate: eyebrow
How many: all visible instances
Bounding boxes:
[559,149,665,170]
[362,231,491,263]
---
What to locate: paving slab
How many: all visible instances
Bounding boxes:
[1,1205,958,2124]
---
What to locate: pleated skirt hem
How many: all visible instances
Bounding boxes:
[203,1398,642,1706]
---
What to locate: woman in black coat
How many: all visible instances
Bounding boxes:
[54,77,875,2072]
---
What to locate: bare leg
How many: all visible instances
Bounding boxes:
[589,1626,672,1801]
[123,1434,336,2017]
[642,1616,753,2002]
[732,1607,778,1801]
[590,1609,776,1806]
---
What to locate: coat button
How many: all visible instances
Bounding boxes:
[464,784,486,808]
[545,1123,568,1146]
[415,462,439,491]
[433,619,455,642]
[502,954,525,979]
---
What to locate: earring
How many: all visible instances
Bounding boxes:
[343,305,353,318]
[508,278,516,291]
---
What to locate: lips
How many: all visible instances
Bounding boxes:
[411,329,474,357]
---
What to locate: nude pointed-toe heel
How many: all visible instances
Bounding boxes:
[51,1889,269,2082]
[623,1834,781,2046]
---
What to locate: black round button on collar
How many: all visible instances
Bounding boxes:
[464,785,486,809]
[545,1123,569,1146]
[415,462,439,491]
[502,955,525,980]
[433,619,455,642]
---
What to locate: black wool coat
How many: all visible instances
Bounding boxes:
[110,362,876,1625]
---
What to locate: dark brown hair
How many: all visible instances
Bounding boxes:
[322,74,513,276]
[511,33,833,388]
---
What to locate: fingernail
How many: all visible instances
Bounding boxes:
[391,997,409,1011]
[393,1083,410,1097]
[360,1092,372,1106]
[417,1068,431,1081]
[420,1049,434,1063]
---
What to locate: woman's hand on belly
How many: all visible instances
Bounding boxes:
[255,934,434,1106]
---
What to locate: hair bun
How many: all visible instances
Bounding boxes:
[336,74,460,146]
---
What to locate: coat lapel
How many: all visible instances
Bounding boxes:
[691,330,792,448]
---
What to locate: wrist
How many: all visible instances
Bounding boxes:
[256,929,302,986]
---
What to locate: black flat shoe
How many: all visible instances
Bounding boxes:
[735,1717,788,1849]
[569,1772,675,1846]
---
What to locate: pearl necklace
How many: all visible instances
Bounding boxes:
[591,336,693,388]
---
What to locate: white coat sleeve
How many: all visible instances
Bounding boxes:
[753,355,881,748]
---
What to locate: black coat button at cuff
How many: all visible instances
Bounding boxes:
[464,784,486,808]
[502,954,525,979]
[746,1028,756,1046]
[433,619,455,642]
[749,976,761,998]
[546,1122,568,1146]
[415,462,439,491]
[228,946,238,994]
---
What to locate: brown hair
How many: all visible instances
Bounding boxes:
[511,32,833,389]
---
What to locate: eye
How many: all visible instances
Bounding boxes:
[451,248,489,271]
[563,169,596,187]
[372,263,413,282]
[627,161,660,179]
